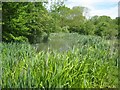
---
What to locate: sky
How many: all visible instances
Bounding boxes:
[64,0,119,19]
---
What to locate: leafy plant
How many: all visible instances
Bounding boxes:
[1,34,118,88]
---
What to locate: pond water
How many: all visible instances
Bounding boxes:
[34,39,75,52]
[33,33,79,52]
[32,33,103,52]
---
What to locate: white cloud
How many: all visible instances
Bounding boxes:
[65,0,119,19]
[90,6,118,19]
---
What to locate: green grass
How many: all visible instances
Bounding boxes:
[1,34,118,88]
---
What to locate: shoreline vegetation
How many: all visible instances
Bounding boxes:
[1,33,118,88]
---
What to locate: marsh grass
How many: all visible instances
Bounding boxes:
[1,34,118,88]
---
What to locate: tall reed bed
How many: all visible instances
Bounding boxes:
[1,35,118,88]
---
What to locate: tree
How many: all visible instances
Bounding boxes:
[2,2,29,42]
[66,6,86,33]
[90,15,99,25]
[52,5,71,32]
[94,16,118,39]
[2,2,51,43]
[114,17,119,39]
[83,20,95,35]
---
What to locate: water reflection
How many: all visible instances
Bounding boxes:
[33,39,75,53]
[33,33,81,52]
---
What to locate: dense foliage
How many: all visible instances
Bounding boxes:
[1,34,118,88]
[2,2,53,43]
[2,2,119,43]
[1,1,119,88]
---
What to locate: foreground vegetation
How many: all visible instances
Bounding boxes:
[1,34,118,88]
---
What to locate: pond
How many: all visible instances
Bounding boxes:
[33,33,79,52]
[32,33,105,53]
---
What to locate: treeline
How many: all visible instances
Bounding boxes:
[2,2,119,43]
